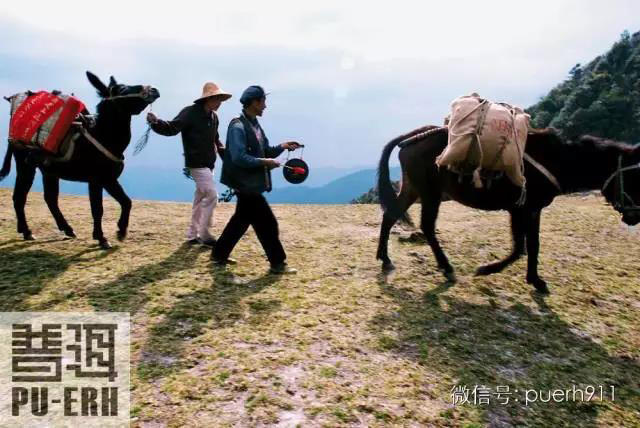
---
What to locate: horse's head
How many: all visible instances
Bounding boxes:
[86,71,160,116]
[598,140,640,226]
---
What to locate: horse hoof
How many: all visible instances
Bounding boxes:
[443,270,457,283]
[64,230,77,239]
[117,230,127,241]
[528,277,549,294]
[99,240,112,250]
[23,233,36,241]
[382,261,396,272]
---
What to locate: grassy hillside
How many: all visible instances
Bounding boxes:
[527,30,640,142]
[0,189,638,426]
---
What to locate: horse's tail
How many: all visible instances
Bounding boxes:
[377,138,402,219]
[378,126,433,222]
[0,143,12,181]
[377,126,434,219]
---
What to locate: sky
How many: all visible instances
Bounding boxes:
[0,1,638,170]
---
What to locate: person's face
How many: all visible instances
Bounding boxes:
[251,97,267,116]
[204,97,223,112]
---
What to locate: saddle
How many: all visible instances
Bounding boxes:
[6,90,94,164]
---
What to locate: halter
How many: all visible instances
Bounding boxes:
[103,86,156,103]
[102,85,157,156]
[601,155,640,214]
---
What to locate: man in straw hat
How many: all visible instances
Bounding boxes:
[213,85,300,274]
[147,82,231,246]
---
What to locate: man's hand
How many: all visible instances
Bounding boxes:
[147,112,158,124]
[281,141,301,151]
[263,159,281,169]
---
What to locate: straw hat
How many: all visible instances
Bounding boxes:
[194,82,232,103]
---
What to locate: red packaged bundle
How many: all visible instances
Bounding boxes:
[8,91,86,154]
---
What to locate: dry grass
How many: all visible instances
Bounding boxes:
[0,188,638,427]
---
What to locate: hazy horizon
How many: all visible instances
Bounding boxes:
[1,2,638,173]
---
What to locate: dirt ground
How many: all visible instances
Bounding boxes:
[0,188,638,427]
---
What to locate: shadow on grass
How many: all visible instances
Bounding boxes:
[87,242,201,313]
[0,242,119,311]
[137,267,282,381]
[0,247,70,310]
[370,283,640,426]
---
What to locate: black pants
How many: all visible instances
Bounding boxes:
[213,192,286,265]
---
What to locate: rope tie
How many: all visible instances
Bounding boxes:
[133,103,153,156]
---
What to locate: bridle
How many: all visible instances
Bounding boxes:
[84,86,157,163]
[601,155,640,214]
[103,85,156,103]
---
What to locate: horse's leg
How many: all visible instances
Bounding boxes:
[377,183,419,271]
[103,180,131,241]
[420,195,455,282]
[525,210,549,294]
[12,152,36,240]
[89,182,111,249]
[476,209,526,276]
[42,173,76,238]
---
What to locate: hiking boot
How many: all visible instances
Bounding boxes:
[269,263,297,275]
[198,237,217,247]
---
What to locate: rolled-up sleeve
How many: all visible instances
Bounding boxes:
[227,122,263,168]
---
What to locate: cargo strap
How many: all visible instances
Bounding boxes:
[524,153,562,193]
[78,127,123,163]
[47,132,80,163]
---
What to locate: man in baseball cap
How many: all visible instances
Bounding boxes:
[214,85,300,274]
[147,82,231,246]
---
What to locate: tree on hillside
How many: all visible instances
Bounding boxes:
[351,181,400,204]
[527,30,640,143]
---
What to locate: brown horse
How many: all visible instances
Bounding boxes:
[376,126,640,294]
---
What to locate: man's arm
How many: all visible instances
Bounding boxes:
[264,142,286,158]
[260,127,299,158]
[213,113,225,156]
[148,107,189,136]
[227,122,278,169]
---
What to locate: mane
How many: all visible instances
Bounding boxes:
[528,128,634,154]
[574,134,635,154]
[528,127,564,142]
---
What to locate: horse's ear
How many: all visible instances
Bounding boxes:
[109,76,118,87]
[86,71,108,97]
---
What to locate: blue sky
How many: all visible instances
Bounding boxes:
[1,1,638,170]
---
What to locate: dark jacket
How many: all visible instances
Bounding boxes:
[150,103,224,169]
[220,113,284,193]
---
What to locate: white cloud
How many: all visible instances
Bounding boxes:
[0,1,638,168]
[1,1,638,62]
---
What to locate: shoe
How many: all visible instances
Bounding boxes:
[198,237,217,247]
[269,263,297,274]
[211,256,237,265]
[186,238,200,245]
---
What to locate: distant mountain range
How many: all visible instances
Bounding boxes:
[267,167,401,204]
[0,162,401,204]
